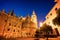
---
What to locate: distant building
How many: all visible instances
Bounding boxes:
[0,9,38,38]
[43,0,60,34]
[31,11,38,28]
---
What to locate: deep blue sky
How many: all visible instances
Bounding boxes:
[0,0,56,26]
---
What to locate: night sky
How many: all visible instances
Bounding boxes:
[0,0,56,26]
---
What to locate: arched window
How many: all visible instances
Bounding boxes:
[47,17,49,19]
[50,13,52,15]
[9,23,11,26]
[7,28,10,31]
[5,20,7,22]
[55,8,57,11]
[13,29,15,32]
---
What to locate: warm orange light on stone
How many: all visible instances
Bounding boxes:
[40,22,43,27]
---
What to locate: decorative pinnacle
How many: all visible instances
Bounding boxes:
[32,10,35,15]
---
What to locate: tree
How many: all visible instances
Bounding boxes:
[35,29,40,40]
[40,23,53,40]
[40,24,53,34]
[53,17,60,26]
[35,29,40,38]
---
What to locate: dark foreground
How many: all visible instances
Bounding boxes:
[0,36,60,40]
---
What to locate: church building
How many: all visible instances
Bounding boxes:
[0,9,38,38]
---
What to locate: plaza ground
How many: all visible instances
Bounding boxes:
[0,36,60,40]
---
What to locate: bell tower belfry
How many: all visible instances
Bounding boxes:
[31,10,37,28]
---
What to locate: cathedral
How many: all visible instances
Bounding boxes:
[0,9,38,38]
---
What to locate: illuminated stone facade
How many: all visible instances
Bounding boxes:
[44,0,60,34]
[0,10,37,38]
[31,11,38,28]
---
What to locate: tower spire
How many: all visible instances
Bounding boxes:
[8,10,11,15]
[11,10,14,16]
[32,10,35,15]
[31,10,37,28]
[27,13,30,17]
[1,9,5,13]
